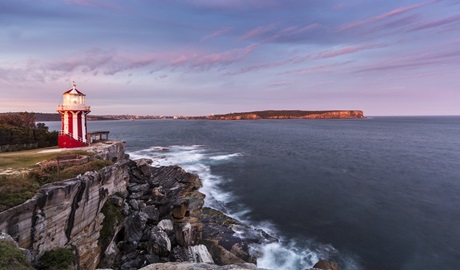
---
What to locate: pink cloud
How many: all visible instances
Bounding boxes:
[338,0,441,31]
[354,47,460,73]
[192,43,260,68]
[240,24,276,40]
[259,23,320,44]
[277,23,320,37]
[188,0,279,10]
[408,14,460,32]
[269,81,293,87]
[315,43,388,59]
[201,27,232,41]
[64,0,125,11]
[226,42,385,76]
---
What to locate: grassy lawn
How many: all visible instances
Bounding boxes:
[0,148,112,212]
[0,147,76,170]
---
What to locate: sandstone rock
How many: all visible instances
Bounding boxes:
[139,262,258,270]
[143,205,160,224]
[189,245,214,263]
[172,200,190,221]
[175,222,193,247]
[148,227,171,256]
[312,259,342,270]
[158,219,174,232]
[198,208,275,265]
[125,212,149,242]
[111,195,124,207]
[128,199,140,211]
[135,158,154,177]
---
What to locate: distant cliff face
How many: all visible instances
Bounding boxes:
[213,113,261,120]
[0,142,128,269]
[204,110,364,120]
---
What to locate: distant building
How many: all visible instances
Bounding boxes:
[57,82,91,148]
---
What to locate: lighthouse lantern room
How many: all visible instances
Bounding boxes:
[57,82,91,148]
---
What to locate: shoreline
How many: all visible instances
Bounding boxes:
[0,141,341,270]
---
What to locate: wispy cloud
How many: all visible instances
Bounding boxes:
[226,42,384,76]
[338,0,440,31]
[201,27,232,41]
[315,43,388,59]
[355,47,460,73]
[64,0,124,11]
[408,14,460,32]
[240,24,276,40]
[186,0,279,10]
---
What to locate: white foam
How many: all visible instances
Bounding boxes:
[253,241,319,270]
[209,153,242,161]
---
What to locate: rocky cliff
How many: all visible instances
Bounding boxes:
[195,110,364,120]
[0,142,129,269]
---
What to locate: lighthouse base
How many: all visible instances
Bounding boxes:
[58,135,89,148]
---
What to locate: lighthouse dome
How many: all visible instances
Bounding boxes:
[62,82,87,106]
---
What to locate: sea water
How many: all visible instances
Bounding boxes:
[46,116,460,270]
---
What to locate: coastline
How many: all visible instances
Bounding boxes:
[0,141,341,270]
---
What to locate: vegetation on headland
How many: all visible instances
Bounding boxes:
[0,149,112,211]
[189,110,365,120]
[0,112,58,152]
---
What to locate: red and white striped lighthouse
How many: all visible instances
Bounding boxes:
[57,82,91,148]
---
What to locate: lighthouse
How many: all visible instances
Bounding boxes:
[57,82,91,148]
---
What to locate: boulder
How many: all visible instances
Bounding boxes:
[148,227,171,256]
[172,200,190,221]
[175,222,193,247]
[143,205,160,224]
[125,212,149,242]
[158,219,174,232]
[312,259,342,270]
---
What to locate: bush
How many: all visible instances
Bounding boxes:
[0,176,40,212]
[0,240,33,270]
[99,197,124,251]
[38,248,75,270]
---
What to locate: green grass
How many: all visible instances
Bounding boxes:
[0,150,112,212]
[0,148,93,170]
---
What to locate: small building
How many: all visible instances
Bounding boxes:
[57,82,91,148]
[87,131,110,143]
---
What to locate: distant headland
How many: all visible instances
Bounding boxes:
[190,110,365,120]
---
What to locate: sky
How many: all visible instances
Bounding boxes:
[1,0,460,116]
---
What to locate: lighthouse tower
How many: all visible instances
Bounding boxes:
[57,82,91,148]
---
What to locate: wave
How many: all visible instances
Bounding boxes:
[128,145,361,270]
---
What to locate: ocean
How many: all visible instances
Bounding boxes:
[46,116,460,270]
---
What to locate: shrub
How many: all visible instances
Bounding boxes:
[99,196,124,251]
[0,176,40,212]
[0,240,33,270]
[38,248,75,270]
